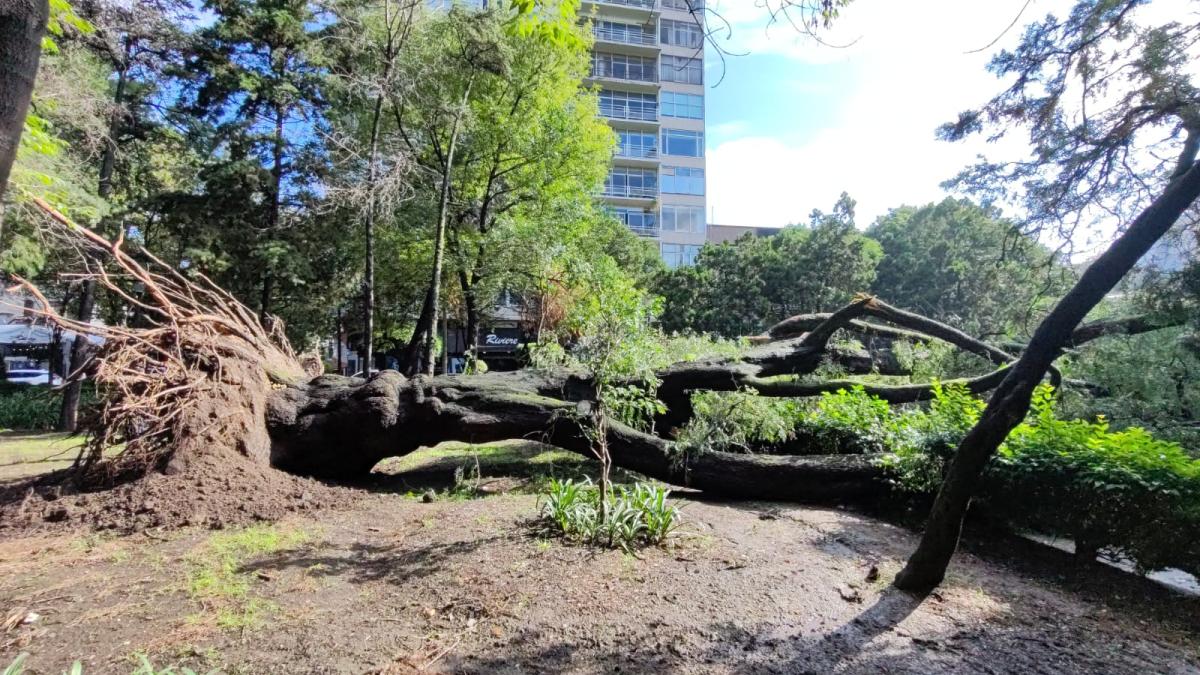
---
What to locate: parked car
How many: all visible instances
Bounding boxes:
[5,369,63,386]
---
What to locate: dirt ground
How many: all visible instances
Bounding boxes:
[1,442,1198,674]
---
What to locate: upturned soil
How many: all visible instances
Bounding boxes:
[1,441,1198,674]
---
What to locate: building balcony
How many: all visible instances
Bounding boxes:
[593,26,657,47]
[600,105,659,122]
[615,147,658,160]
[627,223,660,237]
[601,185,658,199]
[589,66,658,85]
[584,0,657,11]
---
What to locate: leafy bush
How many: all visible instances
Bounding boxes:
[539,477,680,550]
[795,386,899,455]
[675,390,798,457]
[982,388,1200,574]
[0,382,97,431]
[880,384,1200,574]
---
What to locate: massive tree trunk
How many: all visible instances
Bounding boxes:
[265,370,887,501]
[894,151,1200,593]
[0,0,48,203]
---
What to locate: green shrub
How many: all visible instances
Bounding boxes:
[675,390,798,456]
[0,382,97,431]
[538,477,680,550]
[982,387,1200,574]
[880,384,1200,574]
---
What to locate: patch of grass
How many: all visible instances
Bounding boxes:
[0,431,84,479]
[184,524,309,630]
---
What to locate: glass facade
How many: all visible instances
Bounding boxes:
[598,90,657,121]
[592,52,657,82]
[662,243,703,268]
[617,131,657,158]
[613,207,658,236]
[661,205,705,233]
[661,92,703,119]
[604,167,658,198]
[660,55,703,84]
[661,129,704,157]
[661,166,705,195]
[660,19,703,48]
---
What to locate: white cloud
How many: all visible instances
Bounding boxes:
[706,0,1069,226]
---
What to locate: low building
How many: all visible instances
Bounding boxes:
[705,223,779,244]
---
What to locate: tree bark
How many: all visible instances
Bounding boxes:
[894,155,1200,593]
[0,0,48,203]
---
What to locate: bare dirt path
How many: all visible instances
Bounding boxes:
[2,468,1198,675]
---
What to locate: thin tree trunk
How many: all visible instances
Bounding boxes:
[458,266,479,362]
[60,48,129,432]
[0,0,49,204]
[419,88,469,375]
[412,79,472,375]
[894,147,1200,593]
[260,102,286,324]
[362,3,398,377]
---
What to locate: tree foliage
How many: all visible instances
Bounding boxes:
[657,193,881,337]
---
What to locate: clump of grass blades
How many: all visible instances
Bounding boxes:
[539,477,680,550]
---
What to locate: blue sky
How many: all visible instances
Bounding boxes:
[700,0,1064,228]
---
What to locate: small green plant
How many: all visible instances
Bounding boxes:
[130,654,217,675]
[3,654,82,675]
[538,477,680,550]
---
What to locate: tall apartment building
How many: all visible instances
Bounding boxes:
[585,0,707,268]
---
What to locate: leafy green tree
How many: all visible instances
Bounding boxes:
[446,8,614,362]
[657,193,880,337]
[868,197,1064,337]
[176,0,328,321]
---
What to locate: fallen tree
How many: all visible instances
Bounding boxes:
[2,199,1185,532]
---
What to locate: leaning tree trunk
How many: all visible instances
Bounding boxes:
[894,150,1200,592]
[0,0,48,203]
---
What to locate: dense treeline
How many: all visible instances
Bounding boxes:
[658,195,1066,340]
[0,0,653,374]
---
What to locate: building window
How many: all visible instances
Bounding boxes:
[661,129,704,157]
[661,92,703,119]
[592,52,657,83]
[612,207,657,236]
[662,243,703,268]
[604,167,658,198]
[660,55,702,84]
[660,19,702,49]
[661,205,705,233]
[661,166,704,195]
[598,90,657,121]
[617,131,657,158]
[662,0,703,10]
